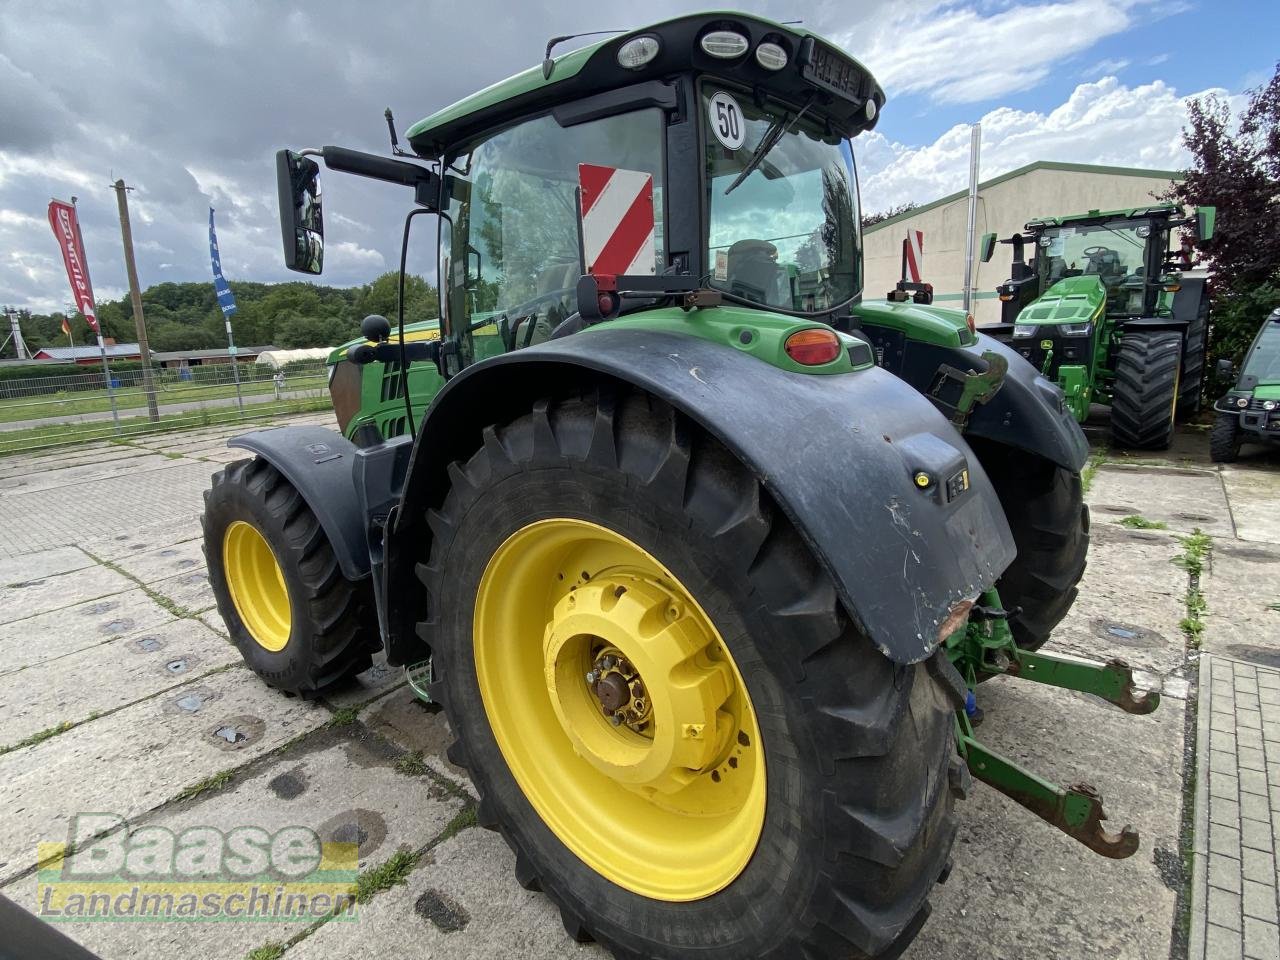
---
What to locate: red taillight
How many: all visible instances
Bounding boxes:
[966,312,976,335]
[784,328,841,366]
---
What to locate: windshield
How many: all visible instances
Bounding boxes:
[703,84,860,314]
[1034,221,1152,298]
[1244,321,1280,383]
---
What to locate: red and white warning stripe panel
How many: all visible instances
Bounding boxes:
[578,164,656,277]
[903,229,924,283]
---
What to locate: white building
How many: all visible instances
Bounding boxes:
[862,161,1185,326]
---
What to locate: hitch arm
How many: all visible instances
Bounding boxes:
[959,733,1140,859]
[997,650,1160,715]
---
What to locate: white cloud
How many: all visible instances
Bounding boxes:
[842,0,1156,104]
[856,76,1235,213]
[1080,58,1130,79]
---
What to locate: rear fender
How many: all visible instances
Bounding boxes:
[898,332,1090,472]
[393,328,1016,665]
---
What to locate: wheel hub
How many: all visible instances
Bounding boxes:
[544,575,734,795]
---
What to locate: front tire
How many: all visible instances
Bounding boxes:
[1209,413,1242,463]
[419,388,958,960]
[1110,331,1182,450]
[203,457,377,696]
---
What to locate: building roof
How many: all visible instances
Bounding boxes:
[150,346,275,362]
[33,343,141,360]
[864,160,1187,235]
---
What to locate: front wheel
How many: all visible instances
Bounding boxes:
[1209,413,1242,463]
[418,389,958,960]
[1110,331,1182,450]
[203,457,378,696]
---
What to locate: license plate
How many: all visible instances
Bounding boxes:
[802,42,863,100]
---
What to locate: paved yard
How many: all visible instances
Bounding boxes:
[0,413,1276,960]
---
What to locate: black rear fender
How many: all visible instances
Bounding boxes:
[391,328,1016,666]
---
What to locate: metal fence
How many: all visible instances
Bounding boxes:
[0,359,333,456]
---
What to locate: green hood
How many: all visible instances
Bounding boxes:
[1016,275,1106,326]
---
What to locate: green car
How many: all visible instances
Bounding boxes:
[1212,308,1280,462]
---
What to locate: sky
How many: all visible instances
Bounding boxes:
[1,0,1275,313]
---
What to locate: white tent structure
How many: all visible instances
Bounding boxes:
[254,347,332,369]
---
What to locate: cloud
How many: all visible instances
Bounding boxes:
[842,1,1155,104]
[856,76,1232,214]
[1080,58,1131,79]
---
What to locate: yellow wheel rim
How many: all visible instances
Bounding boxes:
[474,518,766,901]
[223,520,291,652]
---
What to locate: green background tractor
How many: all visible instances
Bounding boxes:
[981,204,1214,448]
[201,13,1152,958]
[1211,307,1280,461]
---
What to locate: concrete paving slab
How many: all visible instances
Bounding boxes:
[0,454,185,497]
[0,589,176,674]
[1200,543,1280,666]
[1050,522,1188,676]
[905,678,1186,960]
[0,443,128,479]
[111,539,206,585]
[1221,465,1280,545]
[80,521,203,563]
[6,734,465,960]
[0,618,237,748]
[360,688,472,795]
[0,564,134,625]
[287,827,605,960]
[148,567,216,614]
[0,666,327,884]
[1090,463,1233,537]
[0,545,94,585]
[199,609,228,638]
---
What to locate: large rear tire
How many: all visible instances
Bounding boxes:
[203,457,378,697]
[419,388,959,960]
[1209,413,1242,464]
[1110,331,1181,450]
[969,441,1088,652]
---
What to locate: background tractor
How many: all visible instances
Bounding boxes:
[981,204,1214,449]
[1211,307,1280,461]
[202,13,1155,959]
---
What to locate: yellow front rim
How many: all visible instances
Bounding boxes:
[223,520,291,652]
[474,518,766,901]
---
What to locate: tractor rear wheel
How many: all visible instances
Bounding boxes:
[419,389,958,960]
[969,441,1088,652]
[1110,331,1182,449]
[203,457,377,696]
[1209,413,1242,463]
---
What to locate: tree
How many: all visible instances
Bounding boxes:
[1168,62,1280,376]
[861,202,917,231]
[353,272,439,324]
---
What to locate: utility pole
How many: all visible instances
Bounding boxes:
[113,179,159,421]
[71,196,122,433]
[962,122,982,314]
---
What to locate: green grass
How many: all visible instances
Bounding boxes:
[245,944,286,960]
[1081,453,1106,494]
[1173,528,1212,648]
[0,395,331,457]
[394,751,430,777]
[1266,601,1280,613]
[176,768,236,801]
[0,720,72,756]
[327,707,359,727]
[439,805,478,842]
[0,374,327,424]
[1172,529,1213,578]
[1119,515,1168,530]
[350,849,419,903]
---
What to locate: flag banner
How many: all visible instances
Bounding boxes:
[47,200,99,332]
[209,208,238,316]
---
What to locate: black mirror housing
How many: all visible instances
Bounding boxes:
[1216,358,1235,380]
[276,150,324,274]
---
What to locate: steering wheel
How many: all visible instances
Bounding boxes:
[1082,245,1114,259]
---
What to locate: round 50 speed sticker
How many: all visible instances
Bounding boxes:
[708,91,746,150]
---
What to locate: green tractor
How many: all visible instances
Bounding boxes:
[1211,307,1280,462]
[981,203,1215,449]
[202,14,1159,958]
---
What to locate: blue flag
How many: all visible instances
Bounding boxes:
[209,207,238,317]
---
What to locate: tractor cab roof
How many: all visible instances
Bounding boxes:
[1024,203,1183,232]
[405,12,884,158]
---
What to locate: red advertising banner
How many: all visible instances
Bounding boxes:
[47,200,100,332]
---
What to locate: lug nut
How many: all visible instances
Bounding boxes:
[610,714,623,726]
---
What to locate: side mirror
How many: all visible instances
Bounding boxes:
[276,149,324,275]
[1216,358,1234,380]
[1196,207,1216,243]
[979,232,997,263]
